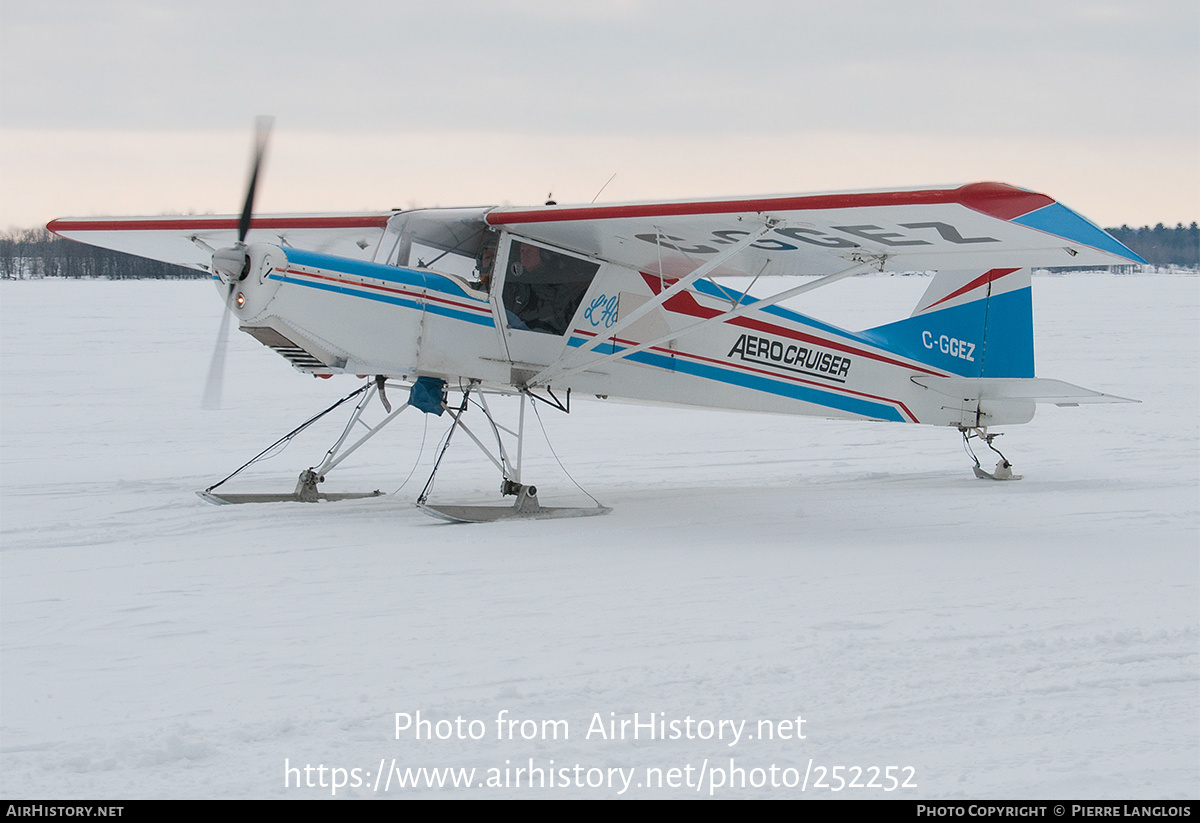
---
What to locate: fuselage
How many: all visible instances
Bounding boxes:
[222,237,1008,429]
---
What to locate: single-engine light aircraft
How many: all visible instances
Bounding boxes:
[49,122,1143,521]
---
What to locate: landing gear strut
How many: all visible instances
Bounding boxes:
[196,377,610,518]
[197,378,401,504]
[417,383,610,522]
[961,426,1022,481]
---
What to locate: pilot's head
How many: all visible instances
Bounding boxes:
[519,243,542,271]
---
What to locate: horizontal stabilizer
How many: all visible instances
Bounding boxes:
[911,376,1138,406]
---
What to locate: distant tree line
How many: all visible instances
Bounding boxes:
[1,221,1196,279]
[1106,223,1199,268]
[0,228,200,279]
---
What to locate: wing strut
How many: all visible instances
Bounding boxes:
[528,222,778,386]
[531,258,875,387]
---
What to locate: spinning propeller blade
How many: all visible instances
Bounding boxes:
[201,286,234,410]
[238,115,274,243]
[203,117,274,409]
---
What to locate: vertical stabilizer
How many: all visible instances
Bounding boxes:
[859,268,1034,378]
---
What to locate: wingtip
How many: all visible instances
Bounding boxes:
[955,182,1057,221]
[1011,202,1148,266]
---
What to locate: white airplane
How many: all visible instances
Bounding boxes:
[49,121,1143,520]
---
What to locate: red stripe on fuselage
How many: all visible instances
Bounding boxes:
[281,268,491,316]
[639,273,944,377]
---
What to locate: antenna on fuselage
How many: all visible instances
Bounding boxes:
[591,173,617,203]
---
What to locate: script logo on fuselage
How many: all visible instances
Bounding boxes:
[727,333,851,383]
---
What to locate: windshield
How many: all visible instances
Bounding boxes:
[375,208,493,279]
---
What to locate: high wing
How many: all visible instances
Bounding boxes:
[485,182,1145,275]
[47,213,393,272]
[48,183,1143,276]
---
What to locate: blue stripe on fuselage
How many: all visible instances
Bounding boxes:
[567,336,904,421]
[283,248,483,300]
[271,247,494,327]
[269,272,495,328]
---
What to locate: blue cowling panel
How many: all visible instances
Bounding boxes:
[409,377,446,416]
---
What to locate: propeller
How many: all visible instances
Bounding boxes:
[202,116,274,410]
[201,304,232,410]
[239,115,273,244]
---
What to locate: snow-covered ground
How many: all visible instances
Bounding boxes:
[1,273,1196,799]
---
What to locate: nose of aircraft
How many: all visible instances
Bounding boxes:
[212,243,285,321]
[213,245,251,285]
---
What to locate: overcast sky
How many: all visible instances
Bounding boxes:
[2,0,1197,228]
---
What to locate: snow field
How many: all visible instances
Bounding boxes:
[1,273,1196,798]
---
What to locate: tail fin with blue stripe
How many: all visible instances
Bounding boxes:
[860,267,1034,378]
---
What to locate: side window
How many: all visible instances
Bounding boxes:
[502,240,600,335]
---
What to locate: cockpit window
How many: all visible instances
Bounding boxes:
[502,240,600,336]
